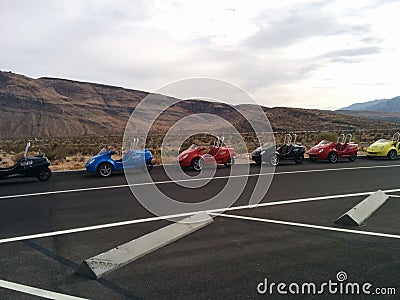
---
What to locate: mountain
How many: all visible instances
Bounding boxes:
[337,96,400,123]
[339,96,400,112]
[0,71,148,137]
[0,71,398,138]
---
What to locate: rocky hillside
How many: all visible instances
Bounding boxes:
[0,71,147,137]
[0,71,398,138]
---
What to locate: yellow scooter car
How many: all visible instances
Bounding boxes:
[366,132,400,160]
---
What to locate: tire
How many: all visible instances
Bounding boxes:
[270,154,279,166]
[146,161,153,172]
[97,162,113,177]
[191,157,204,171]
[388,150,397,160]
[349,153,357,161]
[328,152,338,163]
[37,168,52,181]
[224,157,234,168]
[295,154,304,164]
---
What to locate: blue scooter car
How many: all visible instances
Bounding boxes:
[85,138,153,177]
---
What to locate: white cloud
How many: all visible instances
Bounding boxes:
[0,0,399,109]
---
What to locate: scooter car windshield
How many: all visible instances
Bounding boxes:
[98,147,109,155]
[376,139,390,144]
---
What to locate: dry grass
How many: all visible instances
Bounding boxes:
[0,131,388,171]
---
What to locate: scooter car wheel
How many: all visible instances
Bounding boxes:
[98,162,113,177]
[270,154,279,166]
[224,157,234,168]
[295,154,304,164]
[191,157,204,171]
[37,168,52,181]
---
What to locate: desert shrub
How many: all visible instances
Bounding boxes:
[45,145,74,160]
[78,145,99,156]
[151,152,162,165]
[350,135,360,144]
[316,132,338,143]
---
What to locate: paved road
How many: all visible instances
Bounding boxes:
[0,159,399,299]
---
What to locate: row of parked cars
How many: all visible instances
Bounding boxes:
[1,133,399,180]
[253,132,400,166]
[251,133,358,166]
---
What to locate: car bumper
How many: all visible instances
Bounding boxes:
[366,151,387,157]
[308,153,323,159]
[85,164,97,173]
[178,158,192,167]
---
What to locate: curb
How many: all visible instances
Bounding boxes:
[52,169,86,176]
[51,163,170,176]
[51,155,369,175]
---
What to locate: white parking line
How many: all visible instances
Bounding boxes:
[0,184,129,200]
[1,163,400,200]
[273,163,400,175]
[0,279,88,299]
[210,213,400,240]
[1,187,399,244]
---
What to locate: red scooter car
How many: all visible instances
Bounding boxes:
[308,133,358,163]
[178,137,235,171]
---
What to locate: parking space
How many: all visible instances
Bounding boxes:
[0,161,399,298]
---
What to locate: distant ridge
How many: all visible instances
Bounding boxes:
[340,96,400,112]
[0,71,398,138]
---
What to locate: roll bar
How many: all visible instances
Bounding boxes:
[344,134,352,144]
[291,134,297,144]
[283,134,292,145]
[130,138,139,150]
[337,134,345,143]
[213,136,224,148]
[393,132,400,143]
[24,142,31,158]
[282,133,299,144]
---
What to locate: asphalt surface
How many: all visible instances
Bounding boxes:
[0,158,399,299]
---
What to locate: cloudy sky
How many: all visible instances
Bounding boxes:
[1,0,399,109]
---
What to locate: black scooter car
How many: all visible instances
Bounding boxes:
[252,134,305,166]
[0,142,51,181]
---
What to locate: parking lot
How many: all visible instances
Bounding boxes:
[0,159,399,299]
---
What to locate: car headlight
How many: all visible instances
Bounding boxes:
[87,159,95,165]
[380,146,385,151]
[318,149,324,153]
[260,150,266,155]
[181,154,188,160]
